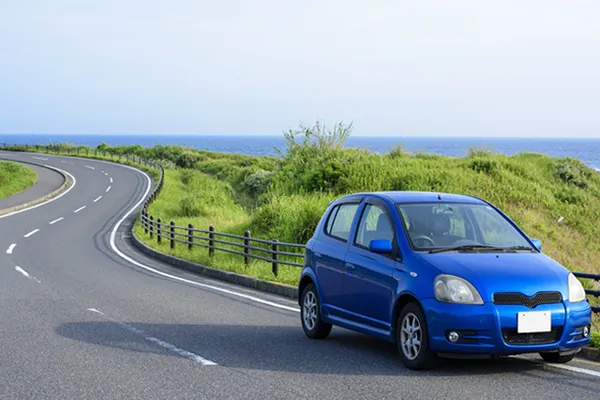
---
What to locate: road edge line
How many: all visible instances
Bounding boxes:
[0,159,76,219]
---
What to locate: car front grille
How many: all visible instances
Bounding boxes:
[501,327,563,345]
[493,291,562,308]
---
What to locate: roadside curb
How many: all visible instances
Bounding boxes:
[577,346,600,362]
[129,230,299,300]
[0,158,72,216]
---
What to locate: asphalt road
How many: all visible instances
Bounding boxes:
[0,158,65,210]
[0,150,598,400]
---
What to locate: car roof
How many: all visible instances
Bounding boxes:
[342,191,487,205]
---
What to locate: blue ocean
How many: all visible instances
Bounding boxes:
[2,134,599,171]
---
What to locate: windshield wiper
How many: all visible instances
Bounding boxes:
[500,245,535,252]
[428,245,500,254]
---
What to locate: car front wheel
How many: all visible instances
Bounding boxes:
[539,351,576,363]
[300,283,332,339]
[396,302,438,370]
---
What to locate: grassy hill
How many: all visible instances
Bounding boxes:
[124,122,600,288]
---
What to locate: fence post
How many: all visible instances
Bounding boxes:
[170,221,175,249]
[149,216,154,239]
[143,210,149,234]
[188,224,193,250]
[209,225,215,257]
[157,218,162,243]
[272,239,279,277]
[243,230,251,266]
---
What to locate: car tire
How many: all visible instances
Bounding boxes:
[539,352,576,364]
[396,302,438,370]
[300,283,332,339]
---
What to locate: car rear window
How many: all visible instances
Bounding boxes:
[325,203,359,242]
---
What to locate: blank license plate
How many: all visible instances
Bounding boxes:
[517,311,551,333]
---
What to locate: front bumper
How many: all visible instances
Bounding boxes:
[422,299,592,355]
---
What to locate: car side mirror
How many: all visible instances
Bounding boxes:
[369,239,393,254]
[531,238,542,251]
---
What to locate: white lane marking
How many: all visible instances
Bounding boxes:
[61,160,67,164]
[32,156,48,161]
[101,170,105,174]
[74,206,86,213]
[49,217,64,225]
[516,356,600,378]
[85,165,95,170]
[24,229,39,238]
[93,196,102,203]
[106,186,111,192]
[15,266,30,278]
[108,168,300,313]
[110,177,113,183]
[85,308,216,365]
[6,244,16,254]
[0,166,76,220]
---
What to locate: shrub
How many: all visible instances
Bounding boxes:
[243,170,275,198]
[180,169,195,185]
[176,151,200,169]
[388,145,405,159]
[177,196,208,218]
[470,158,499,175]
[591,332,600,349]
[554,158,590,189]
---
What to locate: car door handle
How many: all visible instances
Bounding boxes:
[345,263,355,272]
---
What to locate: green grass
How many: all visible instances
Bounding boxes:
[591,331,600,349]
[0,161,38,201]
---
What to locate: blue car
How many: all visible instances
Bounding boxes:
[298,192,592,369]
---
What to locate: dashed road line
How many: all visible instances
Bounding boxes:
[85,308,216,365]
[6,244,16,254]
[110,177,113,183]
[106,186,111,193]
[14,266,41,283]
[24,229,39,238]
[93,196,102,203]
[85,165,95,170]
[32,156,48,161]
[49,217,64,225]
[74,206,86,213]
[15,266,30,278]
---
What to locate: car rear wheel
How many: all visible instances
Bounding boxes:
[396,302,438,370]
[539,352,576,363]
[300,283,332,339]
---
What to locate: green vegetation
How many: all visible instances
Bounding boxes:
[3,123,600,289]
[591,331,600,349]
[0,161,38,201]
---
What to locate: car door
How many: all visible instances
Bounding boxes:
[343,198,400,331]
[314,201,361,317]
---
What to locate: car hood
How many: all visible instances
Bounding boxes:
[418,252,569,302]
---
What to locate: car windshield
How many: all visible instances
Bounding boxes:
[396,202,533,252]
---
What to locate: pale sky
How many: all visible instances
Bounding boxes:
[1,1,599,137]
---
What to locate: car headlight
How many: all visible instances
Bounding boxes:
[568,273,586,303]
[434,274,483,305]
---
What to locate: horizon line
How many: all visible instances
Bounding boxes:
[2,132,600,140]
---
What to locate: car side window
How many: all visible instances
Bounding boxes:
[326,203,359,242]
[355,204,395,248]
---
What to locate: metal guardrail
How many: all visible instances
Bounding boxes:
[1,143,599,308]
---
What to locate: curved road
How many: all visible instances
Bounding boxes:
[0,151,598,400]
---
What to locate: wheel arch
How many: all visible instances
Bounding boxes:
[392,293,425,340]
